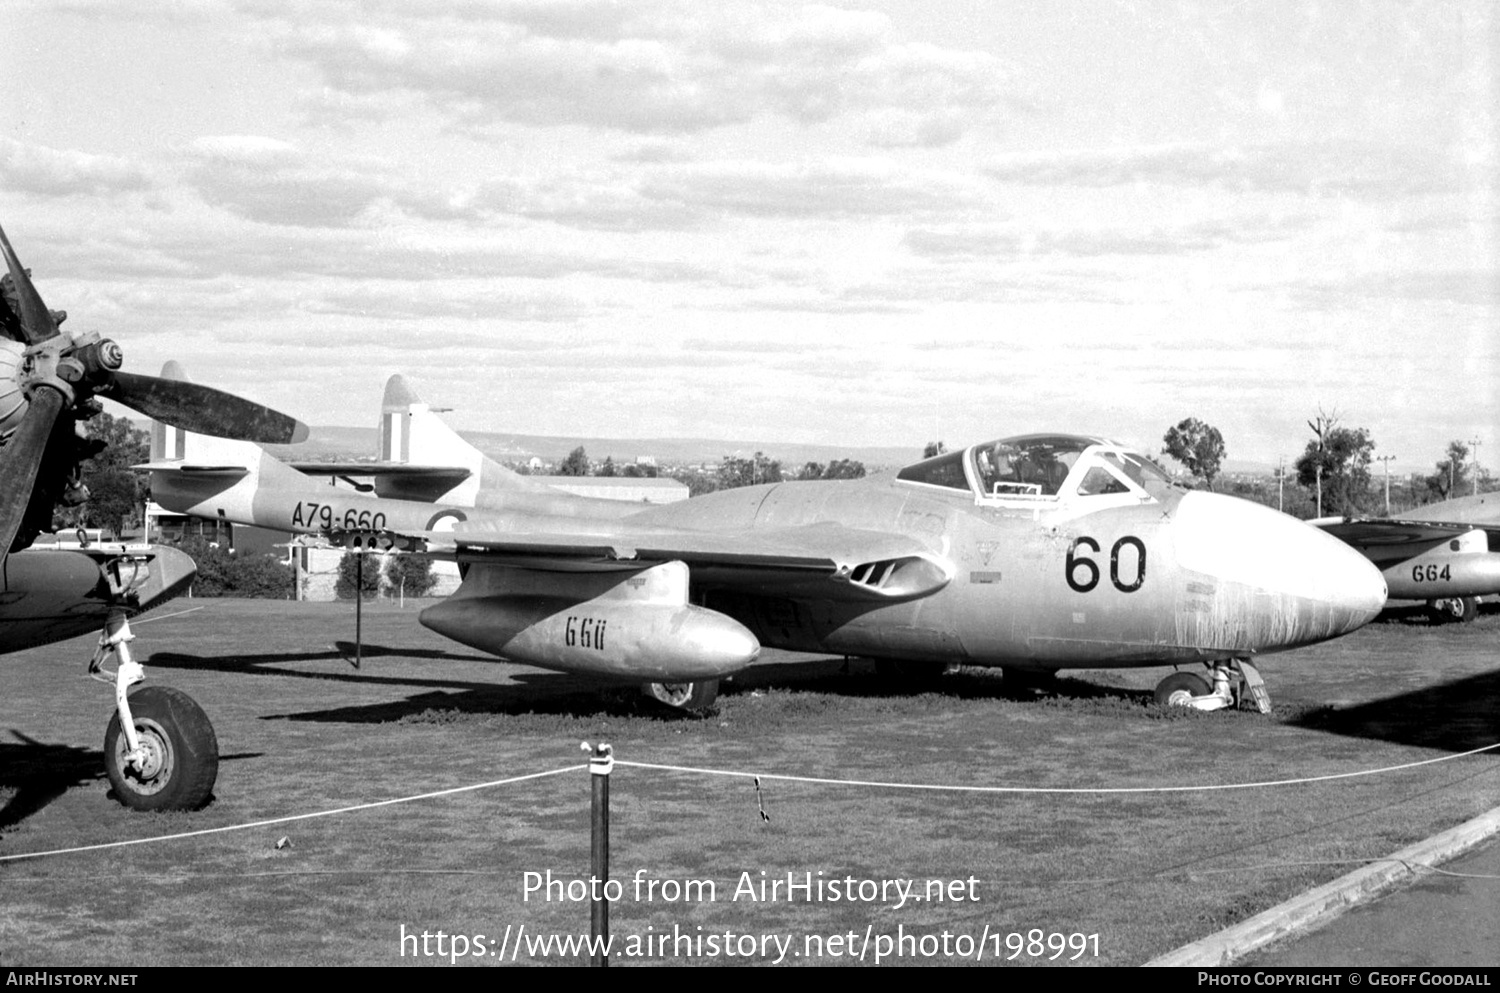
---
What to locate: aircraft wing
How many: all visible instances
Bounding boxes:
[1314,517,1500,567]
[408,520,951,602]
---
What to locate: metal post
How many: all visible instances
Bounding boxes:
[354,553,363,669]
[585,742,613,967]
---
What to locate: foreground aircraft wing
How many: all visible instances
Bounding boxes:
[406,521,951,602]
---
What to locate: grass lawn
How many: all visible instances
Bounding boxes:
[1,598,1497,966]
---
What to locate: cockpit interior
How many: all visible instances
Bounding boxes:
[896,434,1179,505]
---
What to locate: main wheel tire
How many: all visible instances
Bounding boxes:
[104,686,219,812]
[1429,596,1479,624]
[643,679,720,712]
[1154,671,1212,707]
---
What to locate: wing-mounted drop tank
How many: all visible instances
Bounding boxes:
[419,559,760,680]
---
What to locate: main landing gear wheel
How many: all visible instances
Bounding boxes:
[644,679,720,713]
[1429,596,1479,624]
[1153,671,1212,707]
[104,686,219,811]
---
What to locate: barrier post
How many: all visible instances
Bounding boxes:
[586,742,613,967]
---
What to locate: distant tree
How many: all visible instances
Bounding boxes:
[717,452,782,489]
[798,461,825,480]
[597,456,617,477]
[669,469,719,497]
[171,535,295,599]
[335,551,382,600]
[821,458,866,480]
[558,446,590,477]
[1294,411,1374,516]
[1161,417,1227,491]
[51,412,149,537]
[385,553,437,598]
[923,441,947,458]
[1423,440,1471,501]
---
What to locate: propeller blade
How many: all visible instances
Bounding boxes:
[0,222,59,345]
[0,386,66,562]
[102,371,310,445]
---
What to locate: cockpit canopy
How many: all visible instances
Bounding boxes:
[896,434,1177,505]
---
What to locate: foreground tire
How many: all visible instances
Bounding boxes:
[643,679,720,712]
[1154,671,1211,707]
[104,686,219,811]
[1429,596,1479,624]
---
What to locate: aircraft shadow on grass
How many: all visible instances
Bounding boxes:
[1288,670,1500,754]
[0,733,100,833]
[169,650,1157,726]
[0,731,261,830]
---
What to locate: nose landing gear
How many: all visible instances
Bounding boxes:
[1154,659,1270,713]
[90,612,219,810]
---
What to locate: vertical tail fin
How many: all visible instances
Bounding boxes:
[374,374,535,506]
[142,362,313,519]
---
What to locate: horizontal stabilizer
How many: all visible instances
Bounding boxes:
[286,461,471,483]
[132,461,250,479]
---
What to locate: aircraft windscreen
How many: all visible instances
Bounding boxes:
[973,436,1088,497]
[895,449,970,491]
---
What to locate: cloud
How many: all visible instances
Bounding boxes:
[0,138,153,198]
[184,135,467,228]
[640,158,984,219]
[983,141,1463,200]
[254,1,1016,141]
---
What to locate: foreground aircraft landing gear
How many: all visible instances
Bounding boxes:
[1154,659,1271,714]
[90,613,219,811]
[643,680,720,713]
[1428,596,1479,624]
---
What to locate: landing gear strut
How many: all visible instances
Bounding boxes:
[90,612,218,810]
[1154,659,1271,713]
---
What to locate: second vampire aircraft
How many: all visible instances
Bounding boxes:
[1314,492,1500,623]
[143,373,1387,713]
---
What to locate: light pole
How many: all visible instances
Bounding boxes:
[1469,438,1482,496]
[1375,454,1395,516]
[1307,416,1327,518]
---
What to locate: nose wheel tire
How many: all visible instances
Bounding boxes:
[104,686,219,811]
[643,679,720,712]
[1154,671,1212,707]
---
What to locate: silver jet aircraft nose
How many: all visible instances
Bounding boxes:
[1172,492,1387,652]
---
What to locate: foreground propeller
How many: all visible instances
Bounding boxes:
[0,221,309,561]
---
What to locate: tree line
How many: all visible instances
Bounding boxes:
[1159,412,1493,517]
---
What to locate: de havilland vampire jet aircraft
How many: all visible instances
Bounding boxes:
[1,223,307,811]
[1314,492,1500,623]
[144,371,1388,714]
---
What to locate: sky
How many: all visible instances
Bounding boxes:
[1,0,1495,474]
